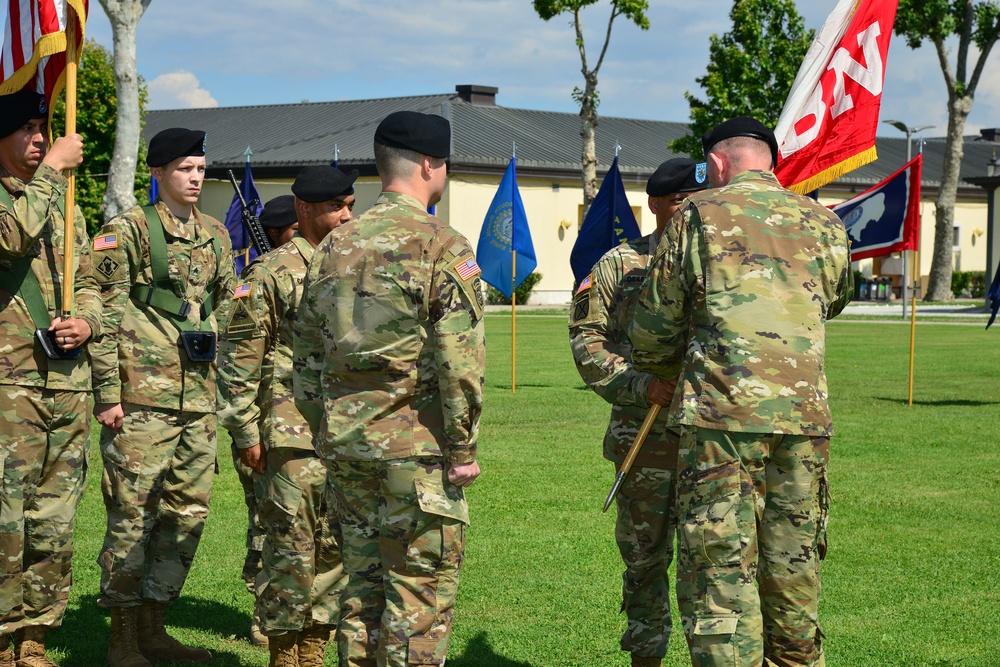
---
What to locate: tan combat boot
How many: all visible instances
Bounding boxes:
[136,601,211,663]
[250,606,268,648]
[268,632,298,667]
[0,635,13,667]
[630,656,662,667]
[295,624,333,667]
[107,608,151,667]
[14,626,58,667]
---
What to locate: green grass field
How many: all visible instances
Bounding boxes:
[43,315,1000,666]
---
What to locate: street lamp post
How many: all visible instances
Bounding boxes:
[882,120,933,318]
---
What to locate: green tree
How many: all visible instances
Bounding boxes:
[670,0,813,159]
[532,0,649,217]
[52,39,149,237]
[895,0,1000,301]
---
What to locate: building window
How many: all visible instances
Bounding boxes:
[953,224,961,250]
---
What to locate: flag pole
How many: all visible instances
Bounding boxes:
[510,140,517,394]
[60,4,80,318]
[907,141,924,406]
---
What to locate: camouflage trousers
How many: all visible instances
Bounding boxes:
[231,442,264,595]
[613,464,677,658]
[675,427,830,667]
[256,447,345,635]
[0,388,90,633]
[97,404,217,607]
[328,457,468,667]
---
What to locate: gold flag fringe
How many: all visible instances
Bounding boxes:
[787,146,878,194]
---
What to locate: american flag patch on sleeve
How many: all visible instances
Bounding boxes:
[455,257,481,280]
[576,275,593,294]
[233,283,252,299]
[93,234,117,250]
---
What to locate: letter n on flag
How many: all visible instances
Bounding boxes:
[0,0,88,109]
[773,0,899,193]
[476,157,536,300]
[832,154,921,261]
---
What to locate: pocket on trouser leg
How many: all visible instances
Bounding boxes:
[681,460,742,568]
[408,635,449,665]
[689,616,739,667]
[258,470,305,548]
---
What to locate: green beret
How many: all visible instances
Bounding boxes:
[0,89,47,139]
[646,158,708,197]
[291,166,359,203]
[374,111,450,158]
[146,127,206,167]
[702,116,779,167]
[259,195,297,228]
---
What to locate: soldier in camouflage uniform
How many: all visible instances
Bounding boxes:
[293,110,485,667]
[226,195,301,650]
[629,117,852,667]
[0,89,90,667]
[219,174,356,667]
[90,128,235,667]
[569,158,707,667]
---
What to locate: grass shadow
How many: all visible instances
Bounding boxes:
[875,396,1000,407]
[448,632,538,667]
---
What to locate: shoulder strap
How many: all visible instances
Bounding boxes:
[129,204,195,329]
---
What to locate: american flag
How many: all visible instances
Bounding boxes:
[233,283,252,299]
[576,275,592,294]
[0,0,88,106]
[455,257,481,280]
[93,233,116,250]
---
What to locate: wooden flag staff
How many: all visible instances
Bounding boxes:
[60,3,80,318]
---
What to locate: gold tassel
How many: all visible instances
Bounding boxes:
[787,147,879,194]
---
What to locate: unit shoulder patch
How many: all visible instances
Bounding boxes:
[568,275,601,327]
[224,295,260,339]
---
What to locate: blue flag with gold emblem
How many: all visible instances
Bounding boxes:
[477,157,536,300]
[570,156,641,282]
[224,155,263,275]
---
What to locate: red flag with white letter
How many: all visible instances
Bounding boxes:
[0,0,87,107]
[774,0,898,193]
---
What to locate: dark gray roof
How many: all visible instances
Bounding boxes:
[144,89,999,194]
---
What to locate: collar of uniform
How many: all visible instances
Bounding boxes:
[728,169,779,186]
[377,191,428,212]
[156,200,204,241]
[0,162,24,196]
[290,232,314,263]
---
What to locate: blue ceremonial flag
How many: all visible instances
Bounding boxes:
[148,178,158,205]
[477,157,536,300]
[570,156,641,283]
[832,154,921,261]
[225,153,263,275]
[987,262,1000,329]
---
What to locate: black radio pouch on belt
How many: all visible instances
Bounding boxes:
[129,205,222,363]
[0,187,80,360]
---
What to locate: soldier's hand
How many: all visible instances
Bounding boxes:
[49,316,91,350]
[240,444,267,474]
[448,461,480,487]
[42,133,84,172]
[94,402,125,432]
[646,377,677,407]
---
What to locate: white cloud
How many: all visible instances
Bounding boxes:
[147,70,218,110]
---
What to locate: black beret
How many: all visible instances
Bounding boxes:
[646,158,709,197]
[146,127,206,167]
[291,166,359,203]
[374,111,450,158]
[702,116,779,168]
[259,195,297,229]
[0,89,47,139]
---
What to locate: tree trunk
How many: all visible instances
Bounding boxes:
[579,74,599,220]
[99,0,147,223]
[924,93,973,301]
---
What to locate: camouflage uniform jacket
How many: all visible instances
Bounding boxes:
[568,231,679,469]
[294,191,485,465]
[90,201,235,413]
[218,234,313,452]
[630,170,852,436]
[0,163,101,391]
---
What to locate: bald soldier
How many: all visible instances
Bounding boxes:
[0,88,90,667]
[90,128,235,667]
[294,111,485,667]
[219,169,357,667]
[630,117,852,667]
[569,158,707,667]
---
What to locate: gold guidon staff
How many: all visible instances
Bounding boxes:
[602,403,661,513]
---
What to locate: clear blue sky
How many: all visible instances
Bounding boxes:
[81,1,1000,141]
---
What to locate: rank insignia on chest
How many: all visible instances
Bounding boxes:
[94,234,117,250]
[455,257,481,280]
[233,283,252,299]
[576,275,593,294]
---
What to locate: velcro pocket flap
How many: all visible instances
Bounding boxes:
[693,615,739,636]
[414,476,469,525]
